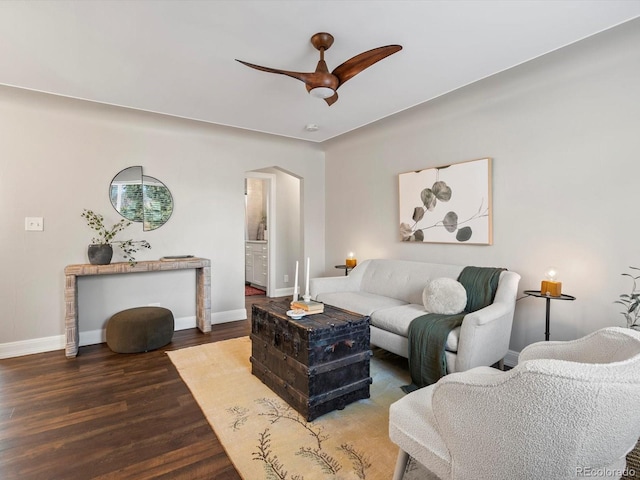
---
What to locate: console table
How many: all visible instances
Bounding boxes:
[64,258,211,357]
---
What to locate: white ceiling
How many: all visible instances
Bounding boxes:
[1,1,639,143]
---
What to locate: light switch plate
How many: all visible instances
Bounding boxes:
[25,217,44,231]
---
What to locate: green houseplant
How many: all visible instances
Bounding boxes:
[615,266,640,330]
[82,209,151,266]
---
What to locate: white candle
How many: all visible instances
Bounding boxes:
[305,257,310,297]
[293,261,299,301]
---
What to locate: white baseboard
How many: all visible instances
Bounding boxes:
[80,329,105,346]
[175,315,196,331]
[504,349,519,368]
[0,335,66,359]
[212,308,247,325]
[0,309,248,359]
[273,287,294,297]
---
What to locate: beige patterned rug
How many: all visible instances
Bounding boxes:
[624,440,640,480]
[167,337,411,480]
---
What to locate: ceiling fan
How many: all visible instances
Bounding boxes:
[236,32,402,106]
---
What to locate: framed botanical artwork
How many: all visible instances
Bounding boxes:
[398,157,492,244]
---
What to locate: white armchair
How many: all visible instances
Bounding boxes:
[389,327,640,480]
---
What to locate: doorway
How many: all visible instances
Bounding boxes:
[244,168,302,299]
[245,173,274,297]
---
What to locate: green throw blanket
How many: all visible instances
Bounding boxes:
[405,266,505,391]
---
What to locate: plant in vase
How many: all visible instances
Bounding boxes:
[81,209,151,266]
[614,266,640,330]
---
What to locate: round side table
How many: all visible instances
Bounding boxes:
[334,265,353,276]
[524,290,576,341]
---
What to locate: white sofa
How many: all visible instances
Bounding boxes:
[310,259,521,374]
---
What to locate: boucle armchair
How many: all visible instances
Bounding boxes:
[389,327,640,480]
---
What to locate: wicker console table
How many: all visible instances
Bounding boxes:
[64,258,211,357]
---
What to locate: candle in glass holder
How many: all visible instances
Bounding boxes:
[541,266,562,297]
[345,252,357,268]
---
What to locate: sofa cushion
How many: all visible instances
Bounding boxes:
[422,277,467,315]
[316,291,407,316]
[358,259,464,305]
[371,304,461,352]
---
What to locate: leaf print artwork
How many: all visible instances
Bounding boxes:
[398,158,492,244]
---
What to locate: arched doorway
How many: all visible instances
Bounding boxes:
[245,168,302,298]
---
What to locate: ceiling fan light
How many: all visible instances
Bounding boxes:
[309,87,334,99]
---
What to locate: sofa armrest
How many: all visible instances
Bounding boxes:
[454,303,515,370]
[453,271,520,372]
[309,260,369,300]
[462,302,512,327]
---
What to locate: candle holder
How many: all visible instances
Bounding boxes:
[303,257,311,302]
[541,266,562,297]
[292,260,299,302]
[345,252,357,269]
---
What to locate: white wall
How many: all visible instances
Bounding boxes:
[2,19,638,359]
[0,86,324,355]
[323,20,640,353]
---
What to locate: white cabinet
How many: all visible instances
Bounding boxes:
[245,241,268,287]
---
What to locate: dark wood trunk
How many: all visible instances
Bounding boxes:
[250,301,372,421]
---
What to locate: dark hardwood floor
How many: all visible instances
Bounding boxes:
[0,294,273,480]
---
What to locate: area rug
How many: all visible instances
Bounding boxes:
[167,336,411,480]
[623,439,640,480]
[245,285,266,296]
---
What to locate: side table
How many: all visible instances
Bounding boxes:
[334,264,353,276]
[524,290,576,341]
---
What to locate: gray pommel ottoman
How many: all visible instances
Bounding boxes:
[106,306,174,353]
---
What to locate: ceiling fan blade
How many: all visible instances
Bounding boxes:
[324,92,338,106]
[332,45,402,87]
[236,36,401,107]
[304,85,339,105]
[235,59,316,85]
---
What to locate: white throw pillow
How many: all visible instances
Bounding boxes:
[423,277,467,315]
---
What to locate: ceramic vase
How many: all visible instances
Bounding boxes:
[88,244,113,265]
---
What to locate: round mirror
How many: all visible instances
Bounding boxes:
[110,166,144,222]
[142,175,173,231]
[109,166,173,231]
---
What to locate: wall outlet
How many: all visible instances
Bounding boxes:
[25,217,44,231]
[284,274,289,283]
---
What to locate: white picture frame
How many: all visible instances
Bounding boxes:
[398,157,492,245]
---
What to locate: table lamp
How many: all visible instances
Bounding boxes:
[345,252,357,268]
[541,266,562,297]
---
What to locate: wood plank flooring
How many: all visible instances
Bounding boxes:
[0,294,272,480]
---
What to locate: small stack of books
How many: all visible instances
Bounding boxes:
[290,299,324,314]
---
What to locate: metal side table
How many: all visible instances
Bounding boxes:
[524,290,576,341]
